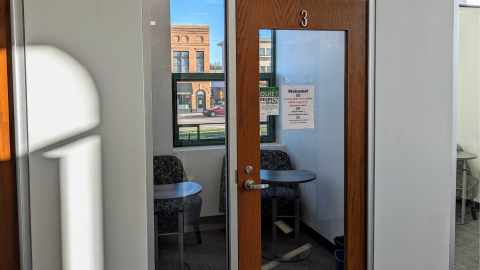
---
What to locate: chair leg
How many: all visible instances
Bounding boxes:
[470,201,477,220]
[193,220,202,245]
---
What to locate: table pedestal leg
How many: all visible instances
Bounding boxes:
[462,160,467,224]
[155,212,159,270]
[272,184,278,259]
[178,199,184,270]
[262,183,310,262]
[295,184,300,247]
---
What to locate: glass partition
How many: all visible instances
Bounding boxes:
[259,29,346,269]
[455,5,480,269]
[150,0,229,268]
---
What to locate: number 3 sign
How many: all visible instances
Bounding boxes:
[301,10,307,27]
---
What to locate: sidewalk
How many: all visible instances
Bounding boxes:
[178,112,205,118]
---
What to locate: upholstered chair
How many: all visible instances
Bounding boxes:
[456,145,479,220]
[154,155,202,244]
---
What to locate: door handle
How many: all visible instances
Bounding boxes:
[243,180,269,190]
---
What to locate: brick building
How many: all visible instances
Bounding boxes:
[171,25,211,112]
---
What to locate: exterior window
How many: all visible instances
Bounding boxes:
[196,51,204,73]
[170,29,276,147]
[173,51,189,73]
[172,73,276,147]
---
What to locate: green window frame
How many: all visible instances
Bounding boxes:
[172,74,276,147]
[172,31,276,147]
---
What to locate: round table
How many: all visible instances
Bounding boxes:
[154,182,202,270]
[457,151,477,224]
[260,169,316,262]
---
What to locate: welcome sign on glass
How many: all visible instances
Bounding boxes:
[282,85,314,130]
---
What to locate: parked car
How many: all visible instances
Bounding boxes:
[203,105,225,117]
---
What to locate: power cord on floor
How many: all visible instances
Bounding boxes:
[456,218,473,226]
[455,210,477,226]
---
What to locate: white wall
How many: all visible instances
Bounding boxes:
[24,0,153,269]
[151,0,174,156]
[275,30,345,242]
[457,7,480,203]
[375,1,455,269]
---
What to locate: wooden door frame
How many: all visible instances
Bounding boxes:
[236,0,368,269]
[0,0,20,268]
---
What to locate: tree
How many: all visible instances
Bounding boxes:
[210,61,222,70]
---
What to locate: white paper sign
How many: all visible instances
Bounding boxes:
[282,85,314,130]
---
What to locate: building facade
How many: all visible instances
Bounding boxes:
[259,38,272,73]
[171,25,212,113]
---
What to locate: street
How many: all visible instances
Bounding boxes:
[178,113,225,130]
[177,112,268,130]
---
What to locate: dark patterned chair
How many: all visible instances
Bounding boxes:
[456,144,479,220]
[219,150,295,218]
[154,155,202,244]
[219,156,227,213]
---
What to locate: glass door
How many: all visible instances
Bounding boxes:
[152,0,230,269]
[235,0,368,269]
[258,29,346,268]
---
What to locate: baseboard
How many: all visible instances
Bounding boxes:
[198,214,226,225]
[197,215,337,254]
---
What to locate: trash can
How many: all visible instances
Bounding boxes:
[334,249,344,270]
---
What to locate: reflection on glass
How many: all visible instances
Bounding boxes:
[150,0,228,269]
[455,6,480,269]
[259,29,346,268]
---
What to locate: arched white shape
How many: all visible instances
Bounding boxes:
[26,45,100,153]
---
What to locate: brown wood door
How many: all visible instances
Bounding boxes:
[0,0,20,268]
[236,0,367,269]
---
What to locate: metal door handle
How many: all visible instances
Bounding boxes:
[244,180,269,190]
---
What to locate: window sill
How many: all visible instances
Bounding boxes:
[173,142,284,152]
[174,145,225,152]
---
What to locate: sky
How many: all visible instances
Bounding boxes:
[170,0,273,65]
[170,0,225,64]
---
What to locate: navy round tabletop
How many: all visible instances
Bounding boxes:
[260,169,316,184]
[154,182,202,200]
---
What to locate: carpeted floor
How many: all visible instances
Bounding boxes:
[157,221,336,270]
[156,203,479,270]
[260,227,336,270]
[455,203,479,270]
[156,206,480,270]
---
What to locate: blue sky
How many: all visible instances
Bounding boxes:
[170,0,225,64]
[170,0,273,65]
